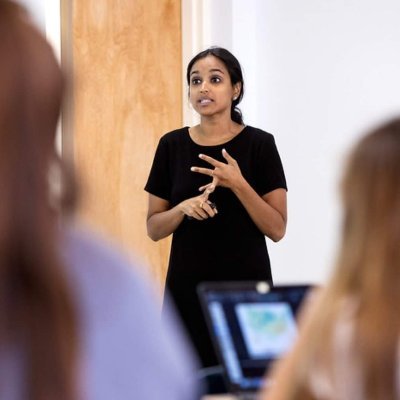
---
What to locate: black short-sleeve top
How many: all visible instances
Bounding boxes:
[145,125,287,284]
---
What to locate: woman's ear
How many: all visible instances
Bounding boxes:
[233,82,241,100]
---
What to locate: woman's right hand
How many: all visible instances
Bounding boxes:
[147,192,217,241]
[198,176,219,197]
[178,195,218,220]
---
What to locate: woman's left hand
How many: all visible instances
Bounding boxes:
[191,148,245,192]
[192,148,287,242]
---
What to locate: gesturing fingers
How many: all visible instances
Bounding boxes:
[201,200,218,216]
[222,148,238,166]
[192,149,242,190]
[198,182,216,195]
[190,166,214,177]
[190,153,222,177]
[198,153,220,167]
[185,197,218,220]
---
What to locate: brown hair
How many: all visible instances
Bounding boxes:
[0,1,78,399]
[276,118,400,400]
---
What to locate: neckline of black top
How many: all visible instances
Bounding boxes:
[185,125,248,148]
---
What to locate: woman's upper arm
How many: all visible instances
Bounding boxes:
[262,188,287,224]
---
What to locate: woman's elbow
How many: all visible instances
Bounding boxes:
[270,231,285,242]
[267,224,286,243]
[147,231,160,242]
[146,222,161,242]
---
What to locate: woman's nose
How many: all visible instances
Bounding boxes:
[200,82,208,93]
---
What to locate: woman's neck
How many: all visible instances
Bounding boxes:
[190,118,244,146]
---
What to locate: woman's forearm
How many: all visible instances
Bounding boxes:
[146,205,185,241]
[232,180,287,242]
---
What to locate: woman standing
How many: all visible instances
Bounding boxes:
[145,47,287,368]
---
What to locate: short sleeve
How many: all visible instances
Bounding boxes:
[255,134,287,196]
[144,136,171,201]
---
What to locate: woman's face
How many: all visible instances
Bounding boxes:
[188,55,240,119]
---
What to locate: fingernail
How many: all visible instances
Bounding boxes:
[199,154,204,158]
[190,167,195,171]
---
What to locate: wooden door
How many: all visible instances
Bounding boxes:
[63,0,182,294]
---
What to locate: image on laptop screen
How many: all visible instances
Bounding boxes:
[197,281,312,395]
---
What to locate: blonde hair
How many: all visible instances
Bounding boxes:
[283,118,400,400]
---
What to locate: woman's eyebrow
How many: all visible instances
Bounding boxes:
[209,68,224,74]
[190,68,225,76]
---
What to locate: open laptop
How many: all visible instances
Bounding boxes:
[198,281,313,399]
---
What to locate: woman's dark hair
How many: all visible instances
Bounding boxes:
[0,2,78,400]
[186,46,245,125]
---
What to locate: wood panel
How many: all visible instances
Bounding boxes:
[69,0,181,293]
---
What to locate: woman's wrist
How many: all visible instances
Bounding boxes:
[175,202,186,216]
[231,175,249,195]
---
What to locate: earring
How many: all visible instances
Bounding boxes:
[233,96,238,101]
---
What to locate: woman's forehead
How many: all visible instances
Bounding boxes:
[190,55,228,75]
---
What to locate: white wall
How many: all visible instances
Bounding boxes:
[17,0,45,30]
[183,0,400,284]
[17,0,62,152]
[17,0,60,58]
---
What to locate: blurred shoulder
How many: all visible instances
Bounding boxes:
[60,224,158,305]
[60,225,201,399]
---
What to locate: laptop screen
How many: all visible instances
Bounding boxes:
[197,281,312,394]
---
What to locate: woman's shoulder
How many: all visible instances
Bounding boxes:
[239,126,278,150]
[159,126,190,144]
[245,125,275,141]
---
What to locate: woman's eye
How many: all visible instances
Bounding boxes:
[191,78,201,85]
[211,76,222,83]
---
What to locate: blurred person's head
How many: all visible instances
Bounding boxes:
[277,118,400,400]
[338,118,400,291]
[332,118,400,400]
[0,1,78,399]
